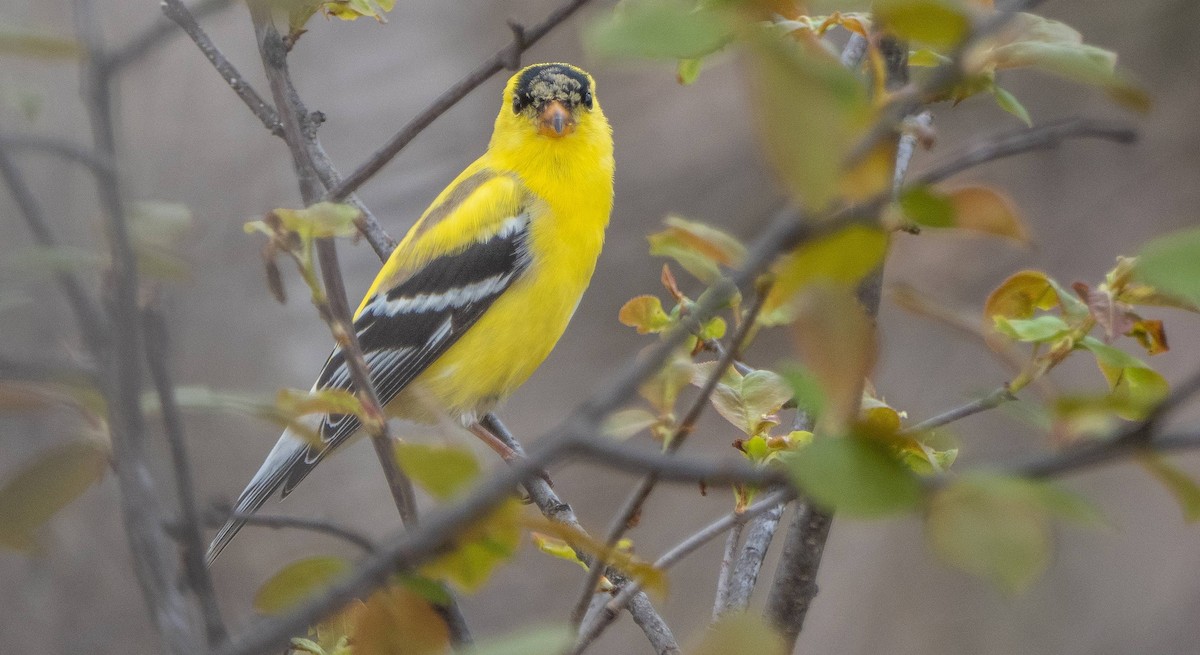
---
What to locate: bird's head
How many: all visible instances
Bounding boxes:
[497,63,605,142]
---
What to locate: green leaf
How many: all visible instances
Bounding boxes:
[761,226,888,325]
[602,408,660,440]
[254,556,351,615]
[708,370,793,436]
[926,475,1051,593]
[783,436,922,517]
[746,28,873,212]
[647,216,746,284]
[1133,227,1200,306]
[422,498,522,592]
[780,365,826,419]
[1077,337,1169,418]
[992,85,1032,126]
[394,443,480,500]
[899,186,955,227]
[993,314,1070,342]
[585,0,733,60]
[464,625,574,655]
[1138,455,1200,523]
[618,295,673,334]
[874,0,973,49]
[677,58,702,85]
[0,440,109,551]
[690,612,787,655]
[268,202,361,240]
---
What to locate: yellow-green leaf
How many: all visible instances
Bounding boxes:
[747,29,873,212]
[992,85,1032,126]
[948,187,1031,243]
[984,270,1061,320]
[584,0,734,60]
[899,186,955,227]
[647,216,745,284]
[619,295,673,334]
[783,436,922,517]
[1138,455,1200,523]
[690,612,787,655]
[993,314,1070,343]
[1077,337,1169,418]
[0,440,109,551]
[602,408,660,440]
[874,0,973,49]
[422,498,522,592]
[353,585,449,655]
[254,556,351,615]
[708,370,793,436]
[789,285,877,431]
[1133,227,1200,306]
[761,226,888,325]
[270,202,361,240]
[394,443,480,500]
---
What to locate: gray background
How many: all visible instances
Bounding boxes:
[2,0,1199,653]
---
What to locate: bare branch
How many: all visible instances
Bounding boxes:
[161,0,284,137]
[717,499,785,617]
[573,490,795,655]
[205,507,376,553]
[108,0,237,69]
[763,501,833,646]
[325,0,598,202]
[916,118,1137,187]
[569,438,784,487]
[143,306,227,646]
[900,385,1016,435]
[71,0,197,648]
[711,522,743,621]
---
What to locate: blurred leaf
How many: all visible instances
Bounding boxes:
[783,435,922,517]
[602,408,661,440]
[859,394,903,435]
[875,0,973,48]
[0,440,109,551]
[992,85,1032,126]
[984,270,1061,320]
[790,285,877,431]
[899,186,955,228]
[948,187,1030,243]
[690,612,786,655]
[761,226,888,325]
[909,48,951,67]
[254,556,351,615]
[585,0,734,60]
[155,386,323,446]
[394,442,480,500]
[1127,317,1168,355]
[276,387,364,420]
[353,585,449,655]
[1133,227,1200,306]
[0,28,80,58]
[531,532,588,571]
[640,349,695,415]
[1138,455,1200,523]
[1077,337,1169,419]
[619,295,674,334]
[266,202,361,240]
[926,474,1104,592]
[422,498,522,592]
[709,369,793,436]
[780,364,826,418]
[648,216,746,284]
[464,625,575,655]
[993,315,1069,343]
[677,57,703,85]
[4,245,107,277]
[747,28,872,212]
[524,515,666,596]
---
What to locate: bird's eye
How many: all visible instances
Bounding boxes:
[582,91,593,108]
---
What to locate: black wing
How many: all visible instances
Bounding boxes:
[281,213,532,495]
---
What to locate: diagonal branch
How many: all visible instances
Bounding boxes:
[109,0,237,69]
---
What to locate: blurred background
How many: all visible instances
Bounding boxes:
[2,0,1199,652]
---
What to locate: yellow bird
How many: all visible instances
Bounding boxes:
[207,63,613,563]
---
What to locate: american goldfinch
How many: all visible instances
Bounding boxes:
[207,63,613,563]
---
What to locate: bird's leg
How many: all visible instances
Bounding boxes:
[468,421,521,462]
[468,420,554,487]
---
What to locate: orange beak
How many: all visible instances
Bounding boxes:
[537,100,576,138]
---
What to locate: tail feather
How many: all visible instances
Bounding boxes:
[205,427,310,565]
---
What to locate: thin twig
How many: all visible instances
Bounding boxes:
[900,385,1017,435]
[0,144,107,353]
[917,118,1137,187]
[326,0,598,202]
[571,287,772,627]
[143,307,227,646]
[568,438,784,487]
[108,0,237,69]
[162,0,284,137]
[482,414,681,655]
[572,490,795,655]
[206,507,376,553]
[72,0,197,649]
[711,522,743,621]
[0,133,115,178]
